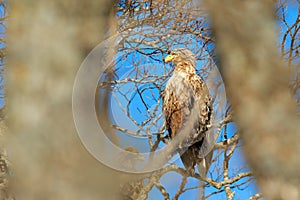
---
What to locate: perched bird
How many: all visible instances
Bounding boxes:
[163,48,213,176]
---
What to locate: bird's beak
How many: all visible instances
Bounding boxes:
[164,55,174,63]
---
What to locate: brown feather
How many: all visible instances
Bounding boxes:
[163,49,212,175]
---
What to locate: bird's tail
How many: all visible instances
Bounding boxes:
[197,151,213,200]
[197,151,213,177]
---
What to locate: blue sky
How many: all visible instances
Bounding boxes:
[0,1,296,199]
[98,1,300,199]
[0,3,6,108]
[0,1,298,199]
[101,38,257,199]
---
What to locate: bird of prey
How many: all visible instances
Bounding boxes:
[163,48,213,176]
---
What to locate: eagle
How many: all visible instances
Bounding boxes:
[163,48,213,176]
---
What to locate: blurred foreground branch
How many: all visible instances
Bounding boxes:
[206,0,300,199]
[5,1,143,199]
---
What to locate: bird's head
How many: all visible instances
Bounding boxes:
[164,48,196,68]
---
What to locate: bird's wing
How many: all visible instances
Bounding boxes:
[189,73,212,137]
[190,74,214,176]
[181,73,213,172]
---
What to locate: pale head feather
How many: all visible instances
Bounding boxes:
[169,48,196,68]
